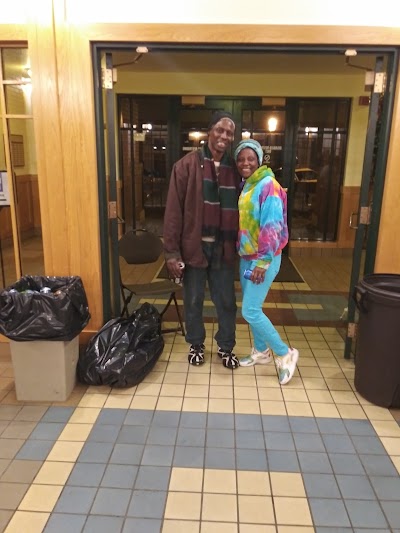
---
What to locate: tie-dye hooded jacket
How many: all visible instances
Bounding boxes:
[237,165,288,269]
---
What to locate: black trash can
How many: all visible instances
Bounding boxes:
[0,275,90,341]
[0,275,90,402]
[353,273,400,407]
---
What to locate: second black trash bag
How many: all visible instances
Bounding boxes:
[77,303,164,388]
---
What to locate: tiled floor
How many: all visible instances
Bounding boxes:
[1,324,400,532]
[2,246,400,531]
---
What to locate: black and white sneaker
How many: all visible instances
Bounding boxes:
[188,344,205,366]
[217,348,239,369]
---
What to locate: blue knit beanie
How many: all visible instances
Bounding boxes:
[234,139,264,166]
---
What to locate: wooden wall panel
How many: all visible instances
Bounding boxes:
[0,175,38,238]
[28,1,69,276]
[52,5,103,327]
[375,58,400,273]
[27,1,102,329]
[85,23,400,46]
[15,175,34,231]
[31,175,41,228]
[0,208,12,239]
[0,24,27,42]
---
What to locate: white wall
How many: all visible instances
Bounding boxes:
[64,0,400,26]
[2,0,399,26]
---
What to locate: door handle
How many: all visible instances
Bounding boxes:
[349,212,358,230]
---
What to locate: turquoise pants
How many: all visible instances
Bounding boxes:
[240,255,288,356]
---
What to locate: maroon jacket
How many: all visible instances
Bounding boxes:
[163,150,239,268]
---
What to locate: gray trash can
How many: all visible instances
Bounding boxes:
[353,273,400,407]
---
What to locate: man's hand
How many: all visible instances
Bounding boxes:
[166,258,184,280]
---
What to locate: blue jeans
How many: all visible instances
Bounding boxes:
[182,242,236,350]
[240,255,288,356]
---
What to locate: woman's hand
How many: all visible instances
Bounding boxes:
[250,266,268,284]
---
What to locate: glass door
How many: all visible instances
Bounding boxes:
[293,99,350,242]
[344,54,396,359]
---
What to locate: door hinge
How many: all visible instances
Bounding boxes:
[101,67,113,89]
[374,72,386,93]
[108,201,117,219]
[347,322,357,338]
[359,205,371,225]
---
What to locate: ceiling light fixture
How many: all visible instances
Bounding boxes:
[267,117,278,132]
[344,49,357,57]
[114,46,149,68]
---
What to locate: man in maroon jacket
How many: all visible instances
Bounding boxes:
[164,111,240,369]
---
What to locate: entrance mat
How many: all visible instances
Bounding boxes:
[156,255,304,283]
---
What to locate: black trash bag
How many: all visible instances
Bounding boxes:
[0,275,90,341]
[77,303,164,388]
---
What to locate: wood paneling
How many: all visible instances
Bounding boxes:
[85,23,400,46]
[0,175,40,238]
[375,57,400,273]
[52,3,102,327]
[28,1,69,276]
[28,1,103,327]
[0,207,12,240]
[15,174,35,232]
[0,25,27,42]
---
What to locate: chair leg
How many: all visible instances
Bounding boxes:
[121,291,133,318]
[160,292,185,335]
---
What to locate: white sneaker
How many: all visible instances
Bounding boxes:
[239,347,273,367]
[276,348,299,385]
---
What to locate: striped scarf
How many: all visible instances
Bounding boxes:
[201,145,239,265]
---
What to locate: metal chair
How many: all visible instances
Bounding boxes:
[118,229,185,335]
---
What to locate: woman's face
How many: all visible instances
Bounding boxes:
[236,148,259,179]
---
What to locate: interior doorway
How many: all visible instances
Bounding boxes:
[94,45,397,359]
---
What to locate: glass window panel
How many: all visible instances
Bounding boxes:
[242,110,286,172]
[0,204,17,289]
[242,110,252,131]
[0,120,5,169]
[2,48,29,81]
[8,119,44,277]
[119,97,132,127]
[292,99,350,242]
[180,108,212,156]
[253,110,286,133]
[336,99,351,129]
[299,99,336,130]
[5,83,32,115]
[181,108,211,130]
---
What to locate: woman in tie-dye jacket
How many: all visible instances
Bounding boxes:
[234,139,299,385]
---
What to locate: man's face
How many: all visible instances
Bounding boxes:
[208,118,235,155]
